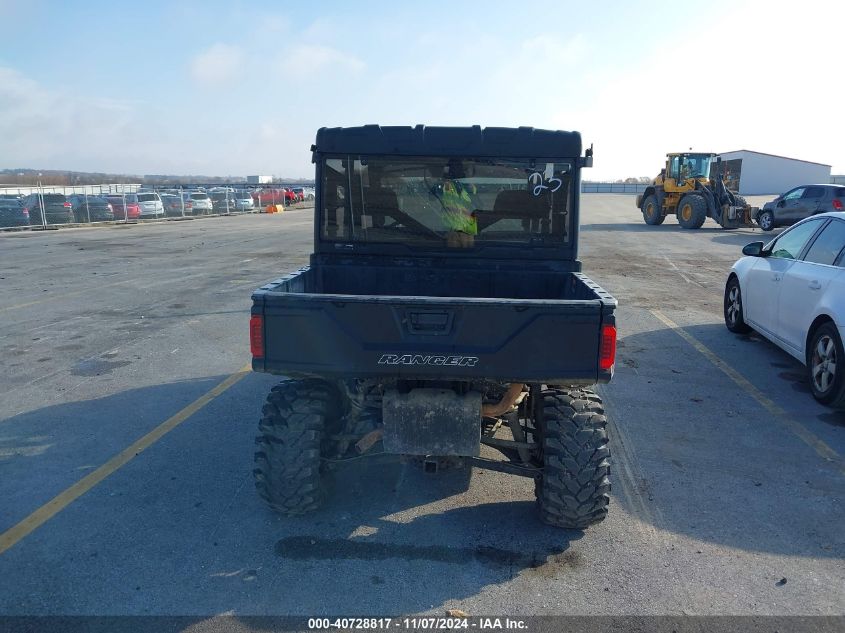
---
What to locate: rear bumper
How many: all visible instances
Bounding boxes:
[78,211,115,221]
[0,217,29,227]
[111,210,141,219]
[32,212,74,224]
[252,272,617,385]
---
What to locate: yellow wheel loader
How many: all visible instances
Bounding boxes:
[636,153,759,229]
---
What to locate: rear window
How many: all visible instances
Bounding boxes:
[43,194,66,202]
[191,193,209,200]
[836,188,845,198]
[137,193,158,202]
[320,155,573,248]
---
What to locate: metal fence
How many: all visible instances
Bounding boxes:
[0,183,315,231]
[2,180,646,231]
[581,182,648,194]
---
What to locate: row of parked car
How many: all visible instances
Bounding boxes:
[0,186,316,226]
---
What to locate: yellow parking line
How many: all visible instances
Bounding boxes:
[651,310,845,476]
[0,363,252,555]
[0,279,134,314]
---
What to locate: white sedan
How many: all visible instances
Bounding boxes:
[724,212,845,408]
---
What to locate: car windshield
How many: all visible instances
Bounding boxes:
[320,155,573,247]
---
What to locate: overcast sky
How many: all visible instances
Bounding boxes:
[1,0,842,181]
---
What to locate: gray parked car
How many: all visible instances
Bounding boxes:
[233,190,255,212]
[21,193,75,225]
[757,184,845,231]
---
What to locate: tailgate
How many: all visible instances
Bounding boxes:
[253,281,614,384]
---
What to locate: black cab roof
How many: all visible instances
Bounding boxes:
[313,125,582,159]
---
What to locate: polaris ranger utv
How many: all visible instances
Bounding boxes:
[249,125,617,529]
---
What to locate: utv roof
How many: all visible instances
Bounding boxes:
[313,125,582,159]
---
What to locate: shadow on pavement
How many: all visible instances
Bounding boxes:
[0,374,582,616]
[581,221,768,235]
[708,231,783,247]
[610,321,844,560]
[1,350,842,618]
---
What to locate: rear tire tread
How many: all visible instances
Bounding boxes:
[253,379,339,515]
[641,194,665,226]
[535,388,610,529]
[677,194,707,229]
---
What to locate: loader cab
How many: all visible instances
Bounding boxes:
[664,153,715,191]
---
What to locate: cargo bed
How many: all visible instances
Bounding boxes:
[251,261,616,383]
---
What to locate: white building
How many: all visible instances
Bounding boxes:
[716,150,831,195]
[247,175,273,184]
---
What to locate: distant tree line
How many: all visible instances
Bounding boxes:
[0,169,312,187]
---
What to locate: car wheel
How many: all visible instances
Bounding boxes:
[757,210,775,231]
[807,323,845,408]
[724,276,751,334]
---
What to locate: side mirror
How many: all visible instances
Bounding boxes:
[742,241,765,257]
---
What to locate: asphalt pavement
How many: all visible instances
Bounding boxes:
[0,198,842,619]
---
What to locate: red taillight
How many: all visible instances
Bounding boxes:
[833,199,843,210]
[599,324,616,371]
[22,209,29,216]
[63,202,72,208]
[250,315,264,358]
